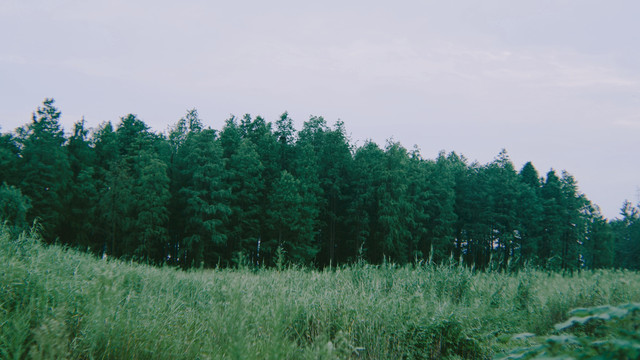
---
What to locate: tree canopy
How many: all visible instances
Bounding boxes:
[1,98,636,271]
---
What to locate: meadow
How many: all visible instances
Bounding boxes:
[2,225,639,360]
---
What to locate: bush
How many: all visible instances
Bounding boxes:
[499,303,640,359]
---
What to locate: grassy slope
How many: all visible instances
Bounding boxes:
[2,227,640,360]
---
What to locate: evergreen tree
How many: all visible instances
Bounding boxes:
[559,172,588,272]
[298,117,354,265]
[267,170,319,265]
[349,141,386,263]
[0,132,20,185]
[65,119,99,250]
[540,170,565,270]
[177,129,230,267]
[166,109,204,264]
[0,183,31,232]
[454,161,494,268]
[274,112,296,172]
[611,201,640,269]
[377,142,413,264]
[421,152,458,263]
[485,150,521,269]
[226,139,264,264]
[517,162,544,265]
[133,148,171,263]
[582,203,614,269]
[16,99,72,241]
[92,121,121,255]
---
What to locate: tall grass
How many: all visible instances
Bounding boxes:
[1,225,639,359]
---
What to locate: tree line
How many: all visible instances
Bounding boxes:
[1,99,639,270]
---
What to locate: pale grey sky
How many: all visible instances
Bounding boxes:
[1,0,639,219]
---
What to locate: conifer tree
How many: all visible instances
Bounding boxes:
[133,148,171,262]
[559,172,588,272]
[16,99,72,241]
[65,119,99,250]
[583,203,614,269]
[297,117,353,265]
[517,162,544,265]
[0,183,31,232]
[540,170,565,269]
[485,150,521,269]
[177,129,230,267]
[423,152,458,262]
[267,170,319,265]
[226,139,264,263]
[0,132,20,186]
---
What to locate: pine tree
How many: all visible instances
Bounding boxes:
[349,141,386,263]
[65,119,99,250]
[133,148,171,263]
[517,162,544,265]
[377,142,413,264]
[16,99,72,241]
[274,112,296,172]
[559,172,588,272]
[582,203,614,269]
[0,132,20,186]
[0,183,31,232]
[485,150,521,269]
[262,168,318,265]
[166,109,204,264]
[422,152,459,263]
[611,201,640,269]
[177,129,230,267]
[540,170,565,269]
[226,139,264,264]
[92,121,121,255]
[297,117,354,265]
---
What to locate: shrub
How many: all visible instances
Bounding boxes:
[499,303,640,359]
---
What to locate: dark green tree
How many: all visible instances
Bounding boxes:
[611,201,640,269]
[558,172,588,272]
[0,183,31,232]
[582,203,614,269]
[16,98,72,241]
[177,129,230,267]
[266,170,319,265]
[133,148,171,262]
[517,162,544,265]
[540,170,565,270]
[485,150,522,269]
[297,117,354,265]
[65,119,99,250]
[0,132,20,186]
[420,152,458,263]
[225,139,264,264]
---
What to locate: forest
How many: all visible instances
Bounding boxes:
[1,98,639,271]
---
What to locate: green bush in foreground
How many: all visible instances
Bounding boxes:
[1,224,640,359]
[500,303,640,359]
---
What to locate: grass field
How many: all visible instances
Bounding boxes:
[2,225,640,359]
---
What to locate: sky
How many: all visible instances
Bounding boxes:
[1,0,639,219]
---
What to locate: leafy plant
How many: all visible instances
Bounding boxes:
[500,303,640,359]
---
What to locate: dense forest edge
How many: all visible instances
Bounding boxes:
[2,225,640,359]
[1,98,639,270]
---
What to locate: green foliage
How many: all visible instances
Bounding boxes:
[0,183,31,232]
[2,226,640,359]
[500,303,640,359]
[16,98,72,240]
[0,98,629,270]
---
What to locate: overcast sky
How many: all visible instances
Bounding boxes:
[1,0,639,219]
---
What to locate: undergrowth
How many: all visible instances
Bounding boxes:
[1,224,639,359]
